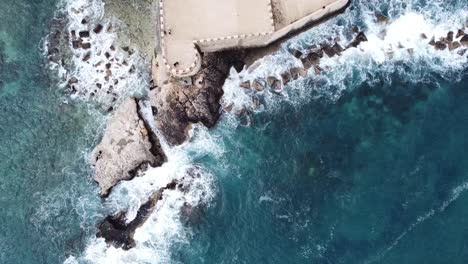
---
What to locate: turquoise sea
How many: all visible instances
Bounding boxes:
[1,0,467,263]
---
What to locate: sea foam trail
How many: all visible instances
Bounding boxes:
[364,180,468,264]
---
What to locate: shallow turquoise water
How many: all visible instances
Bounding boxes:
[1,0,468,263]
[0,1,101,263]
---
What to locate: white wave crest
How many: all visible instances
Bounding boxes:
[222,3,467,119]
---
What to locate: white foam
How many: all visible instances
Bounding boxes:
[365,180,468,264]
[222,7,467,122]
[64,122,218,263]
[50,0,149,109]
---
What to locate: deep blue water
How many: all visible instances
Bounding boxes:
[1,0,468,263]
[177,69,468,263]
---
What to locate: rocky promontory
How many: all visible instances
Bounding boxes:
[150,51,246,145]
[90,98,166,197]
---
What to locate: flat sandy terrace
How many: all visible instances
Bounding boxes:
[157,0,350,78]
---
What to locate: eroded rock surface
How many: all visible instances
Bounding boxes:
[90,98,166,197]
[151,50,246,145]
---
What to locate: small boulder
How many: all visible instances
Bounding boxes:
[83,53,91,62]
[291,49,303,58]
[93,24,104,34]
[267,76,277,87]
[461,35,468,47]
[290,67,300,80]
[81,42,91,49]
[224,103,233,112]
[281,72,291,85]
[298,68,307,78]
[434,41,447,50]
[239,81,251,89]
[252,79,265,92]
[376,14,389,24]
[449,41,461,51]
[428,36,436,46]
[68,77,79,84]
[456,29,465,39]
[267,77,281,92]
[407,48,414,56]
[79,31,90,38]
[447,31,454,42]
[322,44,336,57]
[420,33,428,39]
[72,40,81,49]
[301,50,322,68]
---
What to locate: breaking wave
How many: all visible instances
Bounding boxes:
[222,0,467,117]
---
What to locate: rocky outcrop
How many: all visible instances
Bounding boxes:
[96,166,208,250]
[151,50,246,145]
[90,98,166,197]
[97,180,176,250]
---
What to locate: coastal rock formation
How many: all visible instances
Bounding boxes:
[151,51,246,145]
[96,180,174,250]
[90,98,166,197]
[97,166,209,250]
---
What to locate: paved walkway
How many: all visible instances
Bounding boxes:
[158,0,349,78]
